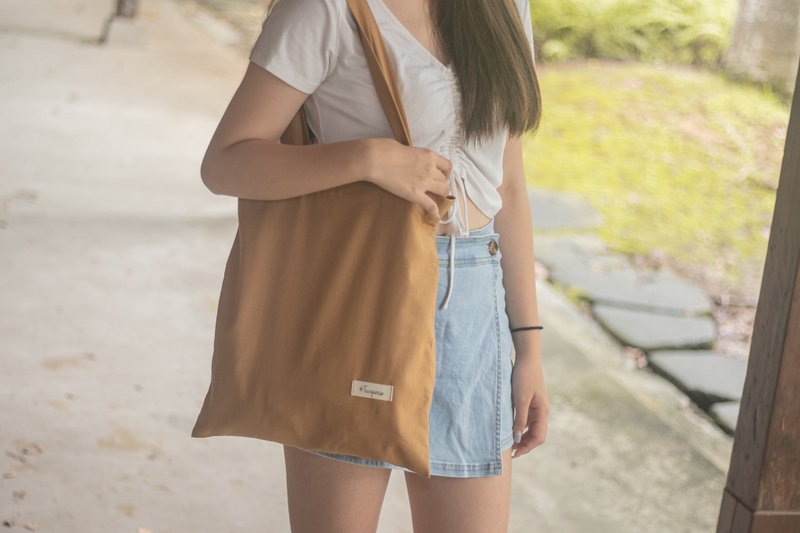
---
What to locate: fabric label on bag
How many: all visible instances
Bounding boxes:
[351,379,394,401]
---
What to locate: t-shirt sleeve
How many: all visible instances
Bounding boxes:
[515,0,536,66]
[248,0,342,95]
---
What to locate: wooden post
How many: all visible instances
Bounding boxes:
[716,57,800,532]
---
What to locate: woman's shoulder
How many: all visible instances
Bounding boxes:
[268,0,346,18]
[249,0,346,95]
[264,0,344,26]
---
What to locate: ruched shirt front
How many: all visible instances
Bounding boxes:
[249,0,535,236]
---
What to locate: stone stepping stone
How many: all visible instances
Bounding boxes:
[549,260,712,315]
[534,233,622,272]
[647,350,747,409]
[708,401,740,434]
[528,187,602,231]
[592,304,717,351]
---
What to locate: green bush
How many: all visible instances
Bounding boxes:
[531,0,738,67]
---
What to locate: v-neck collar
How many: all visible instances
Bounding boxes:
[370,0,454,74]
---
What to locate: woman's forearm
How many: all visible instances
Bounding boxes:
[201,138,374,200]
[494,188,542,359]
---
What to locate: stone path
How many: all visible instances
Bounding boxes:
[529,186,747,435]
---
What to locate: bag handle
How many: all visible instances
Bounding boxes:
[281,0,412,147]
[345,0,412,146]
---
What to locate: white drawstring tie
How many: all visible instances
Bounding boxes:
[438,170,470,310]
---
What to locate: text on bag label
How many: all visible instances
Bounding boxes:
[351,379,394,401]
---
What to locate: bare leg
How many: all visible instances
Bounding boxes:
[404,447,513,533]
[283,445,392,533]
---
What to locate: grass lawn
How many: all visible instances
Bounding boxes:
[524,59,790,302]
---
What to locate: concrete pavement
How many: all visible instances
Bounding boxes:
[0,0,733,531]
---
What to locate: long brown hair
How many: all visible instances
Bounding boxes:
[431,0,541,144]
[264,0,542,143]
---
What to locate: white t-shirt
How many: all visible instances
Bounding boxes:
[249,0,535,235]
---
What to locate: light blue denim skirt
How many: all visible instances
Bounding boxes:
[306,217,515,477]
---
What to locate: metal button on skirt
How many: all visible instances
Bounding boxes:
[305,217,515,477]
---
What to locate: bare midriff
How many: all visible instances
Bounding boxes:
[433,191,491,236]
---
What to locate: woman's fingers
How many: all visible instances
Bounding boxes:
[511,396,549,458]
[435,177,452,198]
[432,150,453,179]
[526,400,549,446]
[423,197,441,224]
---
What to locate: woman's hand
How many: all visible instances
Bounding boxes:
[362,138,454,223]
[510,351,550,458]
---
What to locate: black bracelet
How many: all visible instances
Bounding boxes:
[510,325,544,333]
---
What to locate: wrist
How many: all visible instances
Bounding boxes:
[510,328,542,358]
[349,138,379,185]
[514,345,542,364]
[509,325,544,333]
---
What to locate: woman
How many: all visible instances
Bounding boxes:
[200,0,549,530]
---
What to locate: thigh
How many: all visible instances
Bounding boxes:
[403,447,513,533]
[283,445,392,533]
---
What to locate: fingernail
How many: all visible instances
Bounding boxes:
[513,431,522,444]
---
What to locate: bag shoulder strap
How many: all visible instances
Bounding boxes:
[281,0,412,147]
[345,0,412,146]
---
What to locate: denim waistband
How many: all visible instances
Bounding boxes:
[434,217,497,310]
[435,218,496,250]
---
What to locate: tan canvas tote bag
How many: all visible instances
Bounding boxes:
[191,0,455,478]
